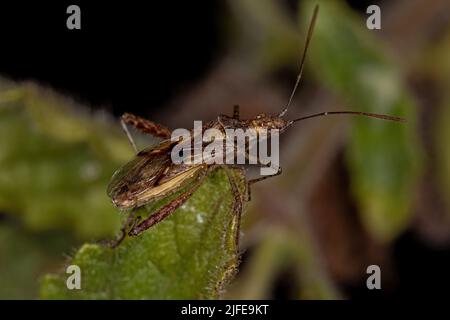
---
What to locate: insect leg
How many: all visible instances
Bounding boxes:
[223,167,244,249]
[110,207,140,248]
[227,162,279,201]
[121,112,172,139]
[246,167,282,201]
[128,179,204,237]
[121,118,138,153]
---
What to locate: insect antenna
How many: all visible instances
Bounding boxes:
[289,111,405,125]
[278,5,405,126]
[279,4,319,118]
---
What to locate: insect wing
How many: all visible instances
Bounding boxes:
[107,141,174,205]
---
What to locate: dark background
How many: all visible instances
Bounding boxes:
[0,1,222,116]
[0,0,448,299]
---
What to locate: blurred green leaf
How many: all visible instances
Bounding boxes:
[432,29,450,216]
[0,82,132,239]
[437,104,450,214]
[40,168,244,299]
[229,0,300,70]
[225,226,338,299]
[0,223,73,299]
[302,0,423,241]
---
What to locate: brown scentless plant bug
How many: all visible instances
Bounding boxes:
[107,5,404,247]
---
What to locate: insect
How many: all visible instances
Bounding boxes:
[107,5,404,247]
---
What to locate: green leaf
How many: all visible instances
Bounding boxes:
[40,168,245,299]
[0,82,132,239]
[301,0,423,242]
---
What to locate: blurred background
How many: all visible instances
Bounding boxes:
[0,0,449,299]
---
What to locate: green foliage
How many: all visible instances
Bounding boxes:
[0,82,130,297]
[301,0,423,241]
[0,83,245,299]
[432,30,450,217]
[0,84,131,239]
[0,0,432,299]
[40,168,244,299]
[0,224,73,299]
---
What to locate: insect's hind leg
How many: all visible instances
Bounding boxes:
[110,208,141,248]
[223,166,245,249]
[128,179,205,237]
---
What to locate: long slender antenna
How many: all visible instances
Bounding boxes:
[279,4,319,117]
[289,111,405,124]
